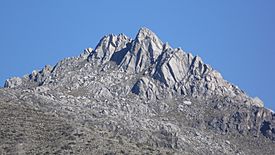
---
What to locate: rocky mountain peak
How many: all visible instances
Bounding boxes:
[4,28,264,107]
[135,27,163,61]
[1,28,275,154]
[117,27,164,73]
[135,27,161,42]
[80,28,264,108]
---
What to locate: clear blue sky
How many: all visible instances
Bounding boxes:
[0,0,274,110]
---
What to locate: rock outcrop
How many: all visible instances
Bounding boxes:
[89,33,131,65]
[4,77,22,88]
[118,27,163,73]
[132,77,159,100]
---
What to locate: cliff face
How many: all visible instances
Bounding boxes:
[1,28,274,155]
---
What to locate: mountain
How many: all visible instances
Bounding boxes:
[1,28,274,155]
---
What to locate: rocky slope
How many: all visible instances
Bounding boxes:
[1,28,275,155]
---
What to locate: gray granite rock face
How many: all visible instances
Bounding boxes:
[4,77,22,88]
[118,27,163,73]
[89,34,131,65]
[151,48,191,86]
[1,28,274,155]
[132,77,159,101]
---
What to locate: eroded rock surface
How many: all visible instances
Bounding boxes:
[4,77,22,88]
[1,28,274,155]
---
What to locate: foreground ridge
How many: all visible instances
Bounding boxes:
[1,28,274,154]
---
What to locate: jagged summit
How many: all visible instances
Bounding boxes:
[135,27,162,43]
[1,28,275,155]
[4,28,263,107]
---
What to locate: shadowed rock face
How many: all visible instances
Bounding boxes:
[1,28,275,155]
